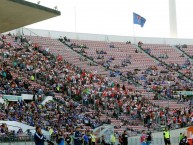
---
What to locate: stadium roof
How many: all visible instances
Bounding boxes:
[0,0,61,33]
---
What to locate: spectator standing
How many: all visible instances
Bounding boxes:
[146,131,152,145]
[122,131,128,145]
[34,126,47,145]
[179,136,189,145]
[118,135,123,145]
[101,135,108,145]
[56,131,65,145]
[65,134,71,145]
[140,130,146,145]
[83,132,89,145]
[74,127,82,145]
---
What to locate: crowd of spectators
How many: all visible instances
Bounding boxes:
[0,34,150,134]
[60,37,193,131]
[0,33,192,143]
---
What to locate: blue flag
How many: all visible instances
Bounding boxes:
[133,12,146,27]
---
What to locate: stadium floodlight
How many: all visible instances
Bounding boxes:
[54,6,58,10]
[37,1,40,5]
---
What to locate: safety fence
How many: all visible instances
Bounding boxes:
[128,136,180,145]
[0,135,54,145]
[0,135,181,145]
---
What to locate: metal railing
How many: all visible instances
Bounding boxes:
[0,135,181,145]
[0,135,54,145]
[22,28,39,37]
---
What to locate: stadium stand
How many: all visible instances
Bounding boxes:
[0,1,192,145]
[59,36,193,129]
[0,33,192,145]
[2,32,189,131]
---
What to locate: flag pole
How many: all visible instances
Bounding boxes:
[74,5,77,39]
[133,23,136,44]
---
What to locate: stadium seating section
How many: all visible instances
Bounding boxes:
[0,34,192,139]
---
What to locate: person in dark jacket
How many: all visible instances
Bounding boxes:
[88,132,92,145]
[65,134,71,145]
[179,136,190,145]
[83,132,89,145]
[74,126,83,145]
[122,131,128,145]
[34,126,47,145]
[56,131,65,145]
[146,131,152,145]
[101,135,108,145]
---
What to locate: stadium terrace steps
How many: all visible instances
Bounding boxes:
[149,100,188,109]
[64,39,170,99]
[64,39,156,90]
[61,39,142,89]
[172,45,190,57]
[181,45,193,56]
[26,36,109,76]
[141,44,187,65]
[139,43,193,82]
[64,38,192,105]
[68,39,158,71]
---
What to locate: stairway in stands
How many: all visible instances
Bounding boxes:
[135,43,191,109]
[173,44,192,60]
[137,43,193,82]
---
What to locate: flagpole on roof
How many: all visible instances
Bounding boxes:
[74,5,77,39]
[74,0,78,40]
[132,23,136,44]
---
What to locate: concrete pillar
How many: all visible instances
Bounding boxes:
[169,0,178,38]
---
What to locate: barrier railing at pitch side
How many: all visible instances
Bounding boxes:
[0,135,55,145]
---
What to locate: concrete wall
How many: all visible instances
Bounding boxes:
[0,142,51,145]
[2,94,33,101]
[128,127,188,145]
[5,28,193,45]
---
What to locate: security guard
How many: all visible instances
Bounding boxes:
[163,128,171,145]
[88,132,92,145]
[110,133,116,145]
[179,133,184,142]
[49,127,54,135]
[90,131,96,145]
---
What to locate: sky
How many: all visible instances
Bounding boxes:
[25,0,193,38]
